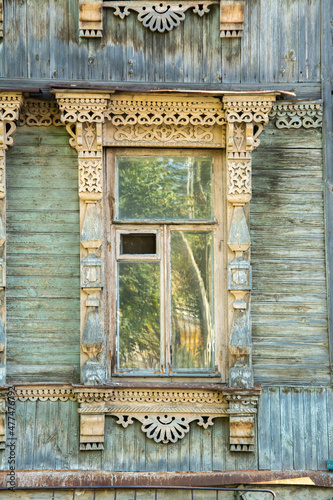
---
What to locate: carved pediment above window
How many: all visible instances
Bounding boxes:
[104,93,226,147]
[79,0,245,37]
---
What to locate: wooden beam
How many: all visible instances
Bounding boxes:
[321,0,333,383]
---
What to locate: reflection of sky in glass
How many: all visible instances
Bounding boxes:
[117,156,213,220]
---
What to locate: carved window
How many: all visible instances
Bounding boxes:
[107,148,226,377]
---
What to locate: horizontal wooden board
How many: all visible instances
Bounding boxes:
[6,125,80,383]
[251,126,329,386]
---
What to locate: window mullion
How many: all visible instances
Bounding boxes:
[163,223,171,374]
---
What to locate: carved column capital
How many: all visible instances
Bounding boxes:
[223,94,276,206]
[55,92,112,123]
[55,91,112,201]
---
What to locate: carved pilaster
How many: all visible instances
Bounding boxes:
[223,95,276,389]
[55,91,112,386]
[0,92,23,388]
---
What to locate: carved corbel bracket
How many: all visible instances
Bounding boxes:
[223,94,276,389]
[55,91,112,386]
[74,387,260,451]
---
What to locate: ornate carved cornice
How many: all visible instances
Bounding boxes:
[104,93,226,147]
[19,99,62,127]
[56,92,112,123]
[269,100,323,129]
[223,95,276,125]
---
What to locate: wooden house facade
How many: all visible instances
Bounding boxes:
[0,0,332,498]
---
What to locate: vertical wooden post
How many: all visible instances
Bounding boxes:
[223,94,276,389]
[321,1,333,384]
[0,93,23,389]
[55,91,111,385]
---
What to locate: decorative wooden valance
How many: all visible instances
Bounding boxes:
[0,385,260,452]
[79,0,244,36]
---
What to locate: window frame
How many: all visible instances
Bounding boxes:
[105,147,227,382]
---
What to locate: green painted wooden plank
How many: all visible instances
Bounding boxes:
[7,210,79,224]
[6,126,80,383]
[256,126,322,149]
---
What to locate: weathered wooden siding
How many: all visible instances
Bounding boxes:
[0,0,321,88]
[1,400,256,472]
[251,124,329,385]
[5,125,80,382]
[258,387,332,471]
[1,387,332,472]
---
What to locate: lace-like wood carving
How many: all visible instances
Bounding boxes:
[269,101,323,129]
[104,93,226,147]
[19,99,62,127]
[106,0,218,32]
[1,384,259,451]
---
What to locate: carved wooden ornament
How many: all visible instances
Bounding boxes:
[220,0,245,38]
[52,89,278,453]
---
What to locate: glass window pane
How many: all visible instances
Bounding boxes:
[117,262,161,372]
[170,231,214,371]
[117,156,213,220]
[121,233,156,255]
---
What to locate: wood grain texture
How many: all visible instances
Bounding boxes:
[0,0,323,85]
[5,125,80,383]
[1,386,333,472]
[251,122,330,386]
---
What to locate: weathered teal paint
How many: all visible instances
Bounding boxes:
[5,125,80,383]
[251,123,329,386]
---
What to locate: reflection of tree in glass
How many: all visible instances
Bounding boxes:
[118,262,160,371]
[171,231,214,370]
[117,156,212,220]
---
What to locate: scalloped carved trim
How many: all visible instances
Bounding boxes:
[269,101,323,129]
[104,93,226,147]
[1,385,259,451]
[105,0,218,33]
[19,99,62,127]
[56,93,112,123]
